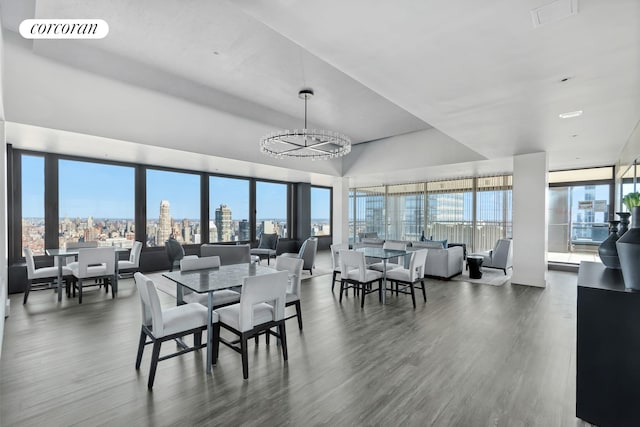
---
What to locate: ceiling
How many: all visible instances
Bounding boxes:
[1,0,639,185]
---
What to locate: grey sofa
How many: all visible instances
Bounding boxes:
[412,241,464,279]
[200,244,251,265]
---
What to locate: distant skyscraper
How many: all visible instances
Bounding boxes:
[182,218,191,243]
[262,220,276,234]
[238,219,250,241]
[158,200,172,244]
[215,204,232,242]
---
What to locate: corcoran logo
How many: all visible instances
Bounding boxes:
[19,19,109,39]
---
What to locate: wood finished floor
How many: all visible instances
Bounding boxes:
[1,260,592,426]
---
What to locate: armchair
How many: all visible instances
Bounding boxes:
[250,233,279,265]
[281,238,317,274]
[165,238,184,272]
[469,239,513,275]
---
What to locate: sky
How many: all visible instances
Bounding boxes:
[21,156,331,220]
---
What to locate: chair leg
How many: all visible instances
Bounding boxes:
[135,328,147,369]
[241,333,249,380]
[213,324,220,364]
[112,275,117,298]
[409,283,416,308]
[294,300,303,330]
[194,331,202,348]
[339,280,345,303]
[265,329,271,345]
[278,322,288,360]
[361,283,366,308]
[148,340,162,389]
[78,279,83,304]
[23,280,32,304]
[331,271,337,291]
[421,280,427,302]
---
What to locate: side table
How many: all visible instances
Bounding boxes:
[467,255,483,279]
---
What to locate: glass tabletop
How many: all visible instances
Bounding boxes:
[162,263,277,293]
[46,247,129,256]
[354,247,410,260]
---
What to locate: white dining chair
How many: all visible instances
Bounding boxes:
[214,270,289,379]
[368,241,408,272]
[179,256,241,308]
[24,247,73,304]
[385,249,428,308]
[330,243,349,292]
[339,250,384,308]
[118,240,142,278]
[69,247,116,303]
[134,273,216,389]
[275,255,304,330]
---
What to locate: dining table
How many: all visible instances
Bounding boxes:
[354,247,412,304]
[46,246,130,302]
[163,262,278,373]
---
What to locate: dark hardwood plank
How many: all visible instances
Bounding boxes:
[0,254,592,426]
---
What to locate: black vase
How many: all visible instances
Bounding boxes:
[616,206,640,291]
[617,212,631,236]
[598,220,621,269]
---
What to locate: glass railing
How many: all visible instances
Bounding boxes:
[570,222,609,244]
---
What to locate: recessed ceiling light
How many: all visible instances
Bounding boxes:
[559,110,583,119]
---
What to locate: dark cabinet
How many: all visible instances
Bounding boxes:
[577,262,640,427]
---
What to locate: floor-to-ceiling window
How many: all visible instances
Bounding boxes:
[310,186,331,237]
[386,183,424,241]
[475,176,512,252]
[21,155,45,255]
[350,176,512,251]
[547,167,613,264]
[209,176,250,242]
[351,186,385,241]
[59,159,135,249]
[255,181,288,238]
[146,169,201,247]
[10,149,308,266]
[426,178,474,248]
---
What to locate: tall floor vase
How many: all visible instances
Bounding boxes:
[598,220,620,269]
[616,206,640,291]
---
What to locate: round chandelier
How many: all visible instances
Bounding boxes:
[260,89,351,160]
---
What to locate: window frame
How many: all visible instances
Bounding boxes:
[310,185,333,238]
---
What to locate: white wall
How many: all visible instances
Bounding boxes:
[511,152,548,288]
[332,177,350,245]
[0,13,7,357]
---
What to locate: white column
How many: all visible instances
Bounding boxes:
[332,177,350,245]
[512,152,548,288]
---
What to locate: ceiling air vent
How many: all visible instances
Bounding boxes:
[531,0,579,28]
